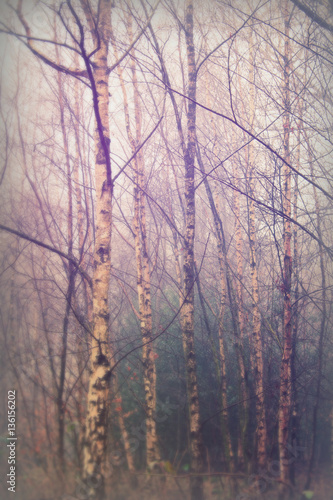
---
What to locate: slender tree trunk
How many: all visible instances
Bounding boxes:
[73,89,92,469]
[247,39,267,466]
[217,299,234,470]
[233,39,253,471]
[142,1,205,492]
[290,108,302,486]
[233,158,245,385]
[232,168,248,470]
[278,2,293,494]
[248,167,267,470]
[82,2,113,498]
[129,22,159,466]
[205,65,234,471]
[196,147,234,471]
[112,374,136,484]
[304,131,327,490]
[196,132,249,473]
[56,58,75,476]
[111,14,160,466]
[182,2,204,498]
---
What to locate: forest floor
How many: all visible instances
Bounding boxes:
[106,471,333,500]
[4,465,332,500]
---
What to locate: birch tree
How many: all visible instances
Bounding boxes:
[111,8,160,468]
[278,2,293,494]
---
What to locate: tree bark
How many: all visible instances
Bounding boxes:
[82,2,113,498]
[196,146,234,471]
[56,52,75,477]
[278,2,293,494]
[111,13,160,466]
[247,28,267,469]
[290,105,302,487]
[304,130,327,490]
[183,2,204,499]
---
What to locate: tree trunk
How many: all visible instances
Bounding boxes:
[82,2,113,498]
[290,106,302,487]
[278,1,293,494]
[72,68,93,472]
[196,147,234,471]
[304,130,327,490]
[112,374,136,485]
[183,2,204,498]
[248,166,267,470]
[56,57,75,477]
[205,65,234,471]
[247,32,267,468]
[111,13,160,466]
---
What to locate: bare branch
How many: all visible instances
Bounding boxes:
[0,224,92,286]
[289,0,333,33]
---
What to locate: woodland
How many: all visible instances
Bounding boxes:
[0,0,332,499]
